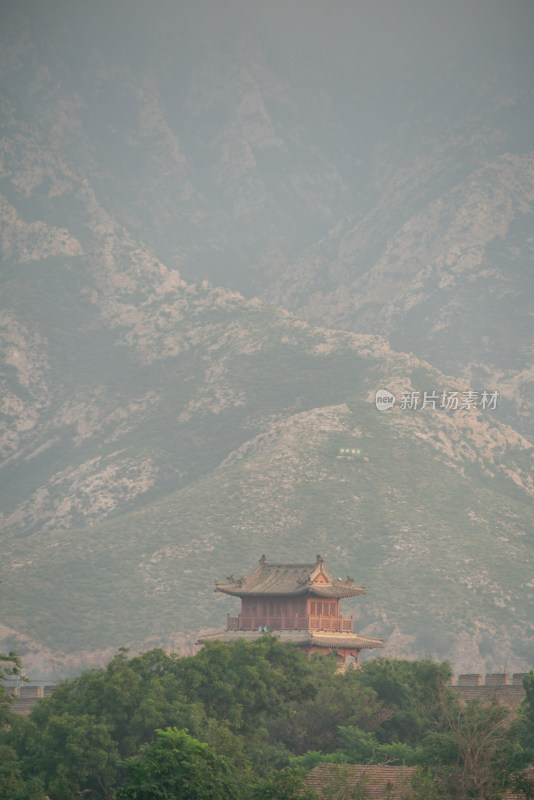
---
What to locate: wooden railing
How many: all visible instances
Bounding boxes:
[227,614,353,633]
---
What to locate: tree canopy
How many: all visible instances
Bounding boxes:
[1,642,532,800]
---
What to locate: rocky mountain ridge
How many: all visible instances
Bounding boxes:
[0,1,532,677]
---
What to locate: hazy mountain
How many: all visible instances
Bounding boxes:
[0,0,532,677]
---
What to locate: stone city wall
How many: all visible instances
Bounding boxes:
[6,684,56,714]
[449,673,529,708]
[5,671,532,714]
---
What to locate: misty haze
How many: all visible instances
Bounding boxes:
[0,0,533,683]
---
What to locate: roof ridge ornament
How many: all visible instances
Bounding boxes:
[215,557,366,599]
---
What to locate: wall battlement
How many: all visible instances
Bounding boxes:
[5,684,56,714]
[450,673,529,708]
[5,672,532,714]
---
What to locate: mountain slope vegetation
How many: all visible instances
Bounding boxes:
[0,1,532,676]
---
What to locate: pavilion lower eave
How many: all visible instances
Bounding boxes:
[196,629,383,651]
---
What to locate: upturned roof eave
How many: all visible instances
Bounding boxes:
[215,585,311,597]
[309,585,365,598]
[303,633,383,649]
[214,555,366,598]
[215,584,365,598]
[197,629,383,650]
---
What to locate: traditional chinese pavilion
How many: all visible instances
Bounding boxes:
[199,554,382,664]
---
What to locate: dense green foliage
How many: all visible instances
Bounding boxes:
[1,643,532,799]
[117,728,238,800]
[0,652,25,723]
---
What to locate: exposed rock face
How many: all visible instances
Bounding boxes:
[0,2,532,675]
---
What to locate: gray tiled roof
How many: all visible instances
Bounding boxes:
[215,555,365,598]
[306,764,416,799]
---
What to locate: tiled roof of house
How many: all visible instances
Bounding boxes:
[305,764,416,799]
[215,554,365,598]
